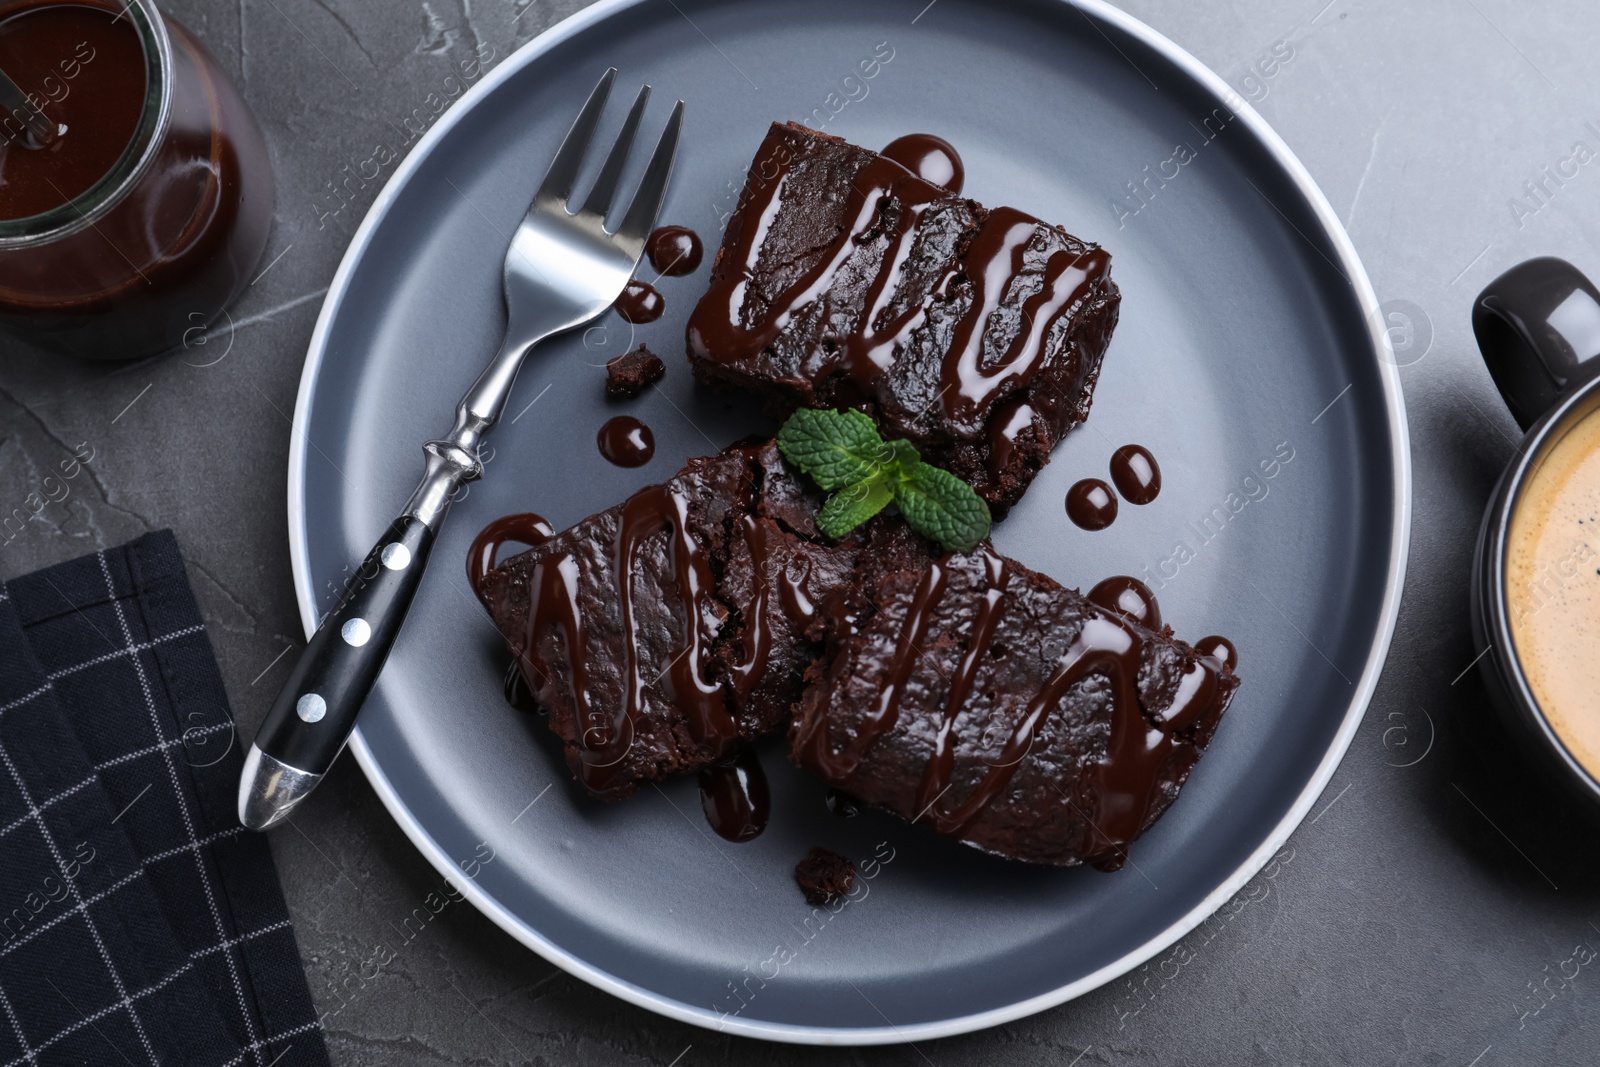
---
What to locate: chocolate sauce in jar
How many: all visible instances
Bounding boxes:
[466,512,553,605]
[0,5,144,218]
[0,0,274,361]
[596,415,654,467]
[698,749,770,842]
[1066,478,1118,530]
[645,225,701,276]
[1195,635,1239,673]
[1110,444,1161,505]
[614,279,664,323]
[1087,575,1162,631]
[881,133,964,194]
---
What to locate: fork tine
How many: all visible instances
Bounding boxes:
[615,99,684,249]
[578,84,650,221]
[536,67,616,205]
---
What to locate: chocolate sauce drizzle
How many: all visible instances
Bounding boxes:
[503,656,541,714]
[1196,635,1239,673]
[1088,575,1161,631]
[798,548,1227,866]
[467,513,553,607]
[686,141,1110,434]
[698,749,770,842]
[880,133,965,194]
[986,396,1037,479]
[724,515,817,702]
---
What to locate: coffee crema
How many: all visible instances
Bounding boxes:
[1506,409,1600,771]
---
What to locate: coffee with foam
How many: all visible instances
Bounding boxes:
[1506,410,1600,770]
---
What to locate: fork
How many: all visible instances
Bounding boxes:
[238,69,683,831]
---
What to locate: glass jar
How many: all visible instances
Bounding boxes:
[0,0,273,360]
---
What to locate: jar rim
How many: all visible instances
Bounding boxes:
[0,0,172,247]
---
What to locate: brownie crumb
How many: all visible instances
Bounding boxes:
[605,345,666,400]
[794,847,856,905]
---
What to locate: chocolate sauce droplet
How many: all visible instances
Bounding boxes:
[1110,444,1161,504]
[881,133,964,194]
[699,750,770,842]
[1066,478,1118,530]
[614,279,665,323]
[503,656,542,714]
[646,225,703,275]
[1196,635,1239,673]
[596,415,654,467]
[1088,575,1162,631]
[825,788,862,818]
[467,512,554,604]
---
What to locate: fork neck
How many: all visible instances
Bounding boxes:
[403,331,542,529]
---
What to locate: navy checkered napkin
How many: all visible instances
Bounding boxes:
[0,531,329,1067]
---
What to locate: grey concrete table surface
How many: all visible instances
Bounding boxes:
[2,0,1598,1063]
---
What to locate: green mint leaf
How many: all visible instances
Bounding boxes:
[885,438,921,472]
[816,474,893,539]
[777,408,890,490]
[892,462,992,553]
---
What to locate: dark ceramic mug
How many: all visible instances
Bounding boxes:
[1471,256,1600,806]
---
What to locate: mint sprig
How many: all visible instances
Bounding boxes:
[774,407,886,489]
[777,408,991,552]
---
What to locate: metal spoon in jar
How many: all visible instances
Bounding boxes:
[0,63,58,147]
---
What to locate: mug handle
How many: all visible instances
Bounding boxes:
[1472,257,1600,431]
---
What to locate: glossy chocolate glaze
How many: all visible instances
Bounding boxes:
[793,539,1235,868]
[470,514,556,717]
[986,396,1037,480]
[687,131,1111,438]
[467,512,553,606]
[614,279,664,323]
[1196,635,1239,673]
[1088,575,1162,631]
[513,482,742,796]
[881,132,964,194]
[502,656,541,715]
[698,749,770,841]
[0,4,143,219]
[723,513,818,703]
[596,415,654,467]
[1110,443,1161,504]
[1066,478,1118,530]
[646,224,702,275]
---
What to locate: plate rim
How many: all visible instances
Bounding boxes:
[285,0,1413,1045]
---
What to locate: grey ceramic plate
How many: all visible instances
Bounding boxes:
[288,0,1409,1044]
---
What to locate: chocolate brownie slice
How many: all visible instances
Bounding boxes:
[687,122,1121,512]
[476,441,860,800]
[790,526,1238,868]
